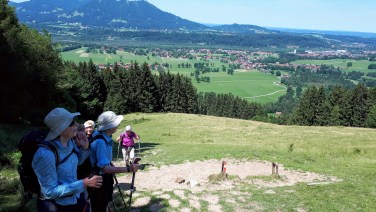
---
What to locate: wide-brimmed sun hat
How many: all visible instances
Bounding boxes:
[84,120,95,128]
[97,111,123,131]
[125,125,132,131]
[44,108,80,141]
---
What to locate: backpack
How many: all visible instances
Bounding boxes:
[77,134,105,179]
[120,131,136,147]
[18,130,77,196]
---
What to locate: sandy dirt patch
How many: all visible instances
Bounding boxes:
[115,158,341,192]
[75,50,85,54]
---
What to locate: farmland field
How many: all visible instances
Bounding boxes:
[292,59,375,73]
[61,48,285,103]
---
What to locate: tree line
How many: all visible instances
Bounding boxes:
[64,60,264,121]
[265,85,376,128]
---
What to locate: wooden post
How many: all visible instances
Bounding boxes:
[222,161,227,177]
[272,162,279,177]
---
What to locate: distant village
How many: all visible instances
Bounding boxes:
[96,47,375,76]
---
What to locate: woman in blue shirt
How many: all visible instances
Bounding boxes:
[32,108,103,212]
[88,111,139,212]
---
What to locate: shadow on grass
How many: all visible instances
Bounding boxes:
[112,192,166,212]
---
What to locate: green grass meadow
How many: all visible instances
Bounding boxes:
[292,59,375,73]
[61,48,285,103]
[117,113,375,211]
[1,113,376,211]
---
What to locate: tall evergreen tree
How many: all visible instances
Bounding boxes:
[182,75,198,113]
[350,84,368,127]
[293,86,317,125]
[157,71,174,112]
[0,0,72,124]
[104,63,129,114]
[170,74,185,113]
[366,105,376,128]
[315,86,328,126]
[137,63,159,112]
[81,60,106,118]
[340,89,353,126]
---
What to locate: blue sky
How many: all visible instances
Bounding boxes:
[10,0,376,33]
[147,0,376,33]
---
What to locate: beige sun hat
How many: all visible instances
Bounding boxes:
[44,108,80,141]
[97,111,123,131]
[84,120,95,128]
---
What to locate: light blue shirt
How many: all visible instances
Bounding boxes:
[31,138,90,206]
[90,131,113,169]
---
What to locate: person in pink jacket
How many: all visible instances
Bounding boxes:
[116,125,140,165]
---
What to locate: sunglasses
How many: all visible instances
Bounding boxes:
[69,118,77,127]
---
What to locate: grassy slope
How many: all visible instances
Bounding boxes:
[1,113,375,210]
[114,113,376,211]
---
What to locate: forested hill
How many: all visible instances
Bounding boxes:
[10,0,208,30]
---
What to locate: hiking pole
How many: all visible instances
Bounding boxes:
[113,173,129,211]
[137,139,141,157]
[111,200,117,212]
[128,157,141,208]
[117,140,121,159]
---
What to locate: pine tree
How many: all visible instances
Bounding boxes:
[104,64,129,114]
[0,0,72,124]
[366,105,376,128]
[157,71,174,112]
[351,84,368,127]
[315,86,328,126]
[182,76,198,113]
[170,74,184,112]
[137,63,159,112]
[293,86,317,125]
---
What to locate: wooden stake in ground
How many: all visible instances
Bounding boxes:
[221,161,227,177]
[272,162,279,177]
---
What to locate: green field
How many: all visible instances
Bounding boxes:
[61,48,165,64]
[1,113,376,211]
[118,113,376,211]
[121,113,375,211]
[292,59,376,73]
[61,48,285,103]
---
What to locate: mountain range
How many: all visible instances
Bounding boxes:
[8,0,376,49]
[9,0,276,33]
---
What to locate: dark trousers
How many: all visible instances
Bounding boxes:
[37,193,89,212]
[87,173,114,212]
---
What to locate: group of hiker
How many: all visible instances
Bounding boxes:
[32,107,141,212]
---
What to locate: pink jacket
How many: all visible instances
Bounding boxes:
[120,131,139,147]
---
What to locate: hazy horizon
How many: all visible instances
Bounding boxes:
[10,0,376,34]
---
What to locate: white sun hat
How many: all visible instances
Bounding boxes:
[97,111,123,131]
[125,125,132,131]
[44,108,80,141]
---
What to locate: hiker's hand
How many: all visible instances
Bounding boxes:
[84,175,103,188]
[129,163,139,172]
[74,131,89,149]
